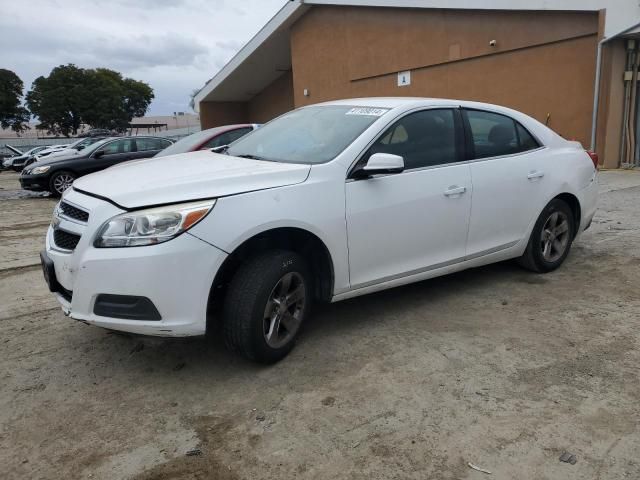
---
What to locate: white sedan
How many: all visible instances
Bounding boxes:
[42,98,598,363]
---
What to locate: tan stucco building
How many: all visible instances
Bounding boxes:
[194,0,640,168]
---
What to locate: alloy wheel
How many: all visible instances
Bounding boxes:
[263,272,306,349]
[53,174,75,195]
[540,211,570,263]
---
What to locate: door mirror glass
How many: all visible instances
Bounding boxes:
[361,153,405,176]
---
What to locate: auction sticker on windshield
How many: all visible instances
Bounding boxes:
[345,107,389,117]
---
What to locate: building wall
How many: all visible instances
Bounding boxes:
[598,39,627,168]
[248,71,294,123]
[200,101,248,129]
[200,72,294,128]
[308,0,640,37]
[291,6,600,148]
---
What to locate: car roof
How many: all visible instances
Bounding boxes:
[124,135,173,140]
[313,97,526,115]
[313,97,457,109]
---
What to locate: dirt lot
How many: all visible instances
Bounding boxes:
[1,169,639,480]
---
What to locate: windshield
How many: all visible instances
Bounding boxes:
[155,128,226,157]
[73,137,103,149]
[227,106,387,164]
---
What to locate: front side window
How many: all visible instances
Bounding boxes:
[466,110,540,159]
[227,106,385,164]
[101,139,133,155]
[363,109,458,170]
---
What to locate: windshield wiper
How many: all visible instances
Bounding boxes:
[234,154,272,161]
[211,145,229,154]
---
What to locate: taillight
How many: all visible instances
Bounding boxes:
[586,151,599,170]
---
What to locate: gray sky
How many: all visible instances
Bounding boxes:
[0,0,285,115]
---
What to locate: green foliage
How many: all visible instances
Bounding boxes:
[0,69,30,134]
[26,64,86,137]
[26,64,154,137]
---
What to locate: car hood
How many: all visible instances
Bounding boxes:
[31,153,82,167]
[73,150,311,209]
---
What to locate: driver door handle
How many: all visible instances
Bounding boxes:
[527,171,545,180]
[444,186,466,197]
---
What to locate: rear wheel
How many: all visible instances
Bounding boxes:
[222,250,311,363]
[518,199,575,273]
[49,171,76,197]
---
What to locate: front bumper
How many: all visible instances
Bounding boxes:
[45,191,227,336]
[20,174,48,191]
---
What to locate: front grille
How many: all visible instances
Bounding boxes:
[53,229,81,251]
[59,202,89,223]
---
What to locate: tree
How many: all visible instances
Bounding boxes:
[26,64,87,136]
[26,64,154,136]
[0,69,30,134]
[81,69,154,132]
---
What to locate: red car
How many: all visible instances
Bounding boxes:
[154,124,260,158]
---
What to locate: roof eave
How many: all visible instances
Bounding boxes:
[193,1,307,109]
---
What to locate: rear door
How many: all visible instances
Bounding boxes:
[463,109,548,257]
[345,108,472,289]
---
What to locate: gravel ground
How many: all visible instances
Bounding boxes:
[1,169,639,480]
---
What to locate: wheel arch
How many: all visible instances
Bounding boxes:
[206,226,335,331]
[553,192,581,237]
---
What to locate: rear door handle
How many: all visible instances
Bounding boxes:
[444,186,467,197]
[527,171,545,180]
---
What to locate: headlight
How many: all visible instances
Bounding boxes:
[94,200,216,248]
[31,165,51,175]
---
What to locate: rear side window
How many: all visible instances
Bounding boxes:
[465,110,540,159]
[203,127,253,149]
[365,109,458,170]
[136,138,170,152]
[466,110,540,158]
[516,123,540,151]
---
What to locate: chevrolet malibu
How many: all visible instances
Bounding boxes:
[41,98,598,363]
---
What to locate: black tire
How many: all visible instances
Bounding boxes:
[48,170,76,197]
[222,250,311,364]
[518,199,575,273]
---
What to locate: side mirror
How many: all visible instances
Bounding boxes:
[355,153,404,178]
[93,150,105,158]
[210,145,229,153]
[76,145,85,151]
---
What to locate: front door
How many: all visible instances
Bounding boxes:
[345,108,472,289]
[89,138,135,173]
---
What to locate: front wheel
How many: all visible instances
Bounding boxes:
[222,250,311,363]
[518,199,575,273]
[49,170,76,197]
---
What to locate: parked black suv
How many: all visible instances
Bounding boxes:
[20,136,174,196]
